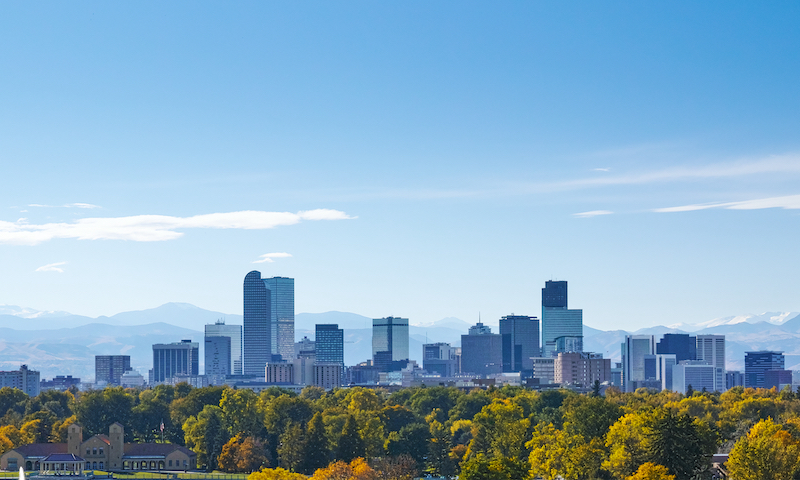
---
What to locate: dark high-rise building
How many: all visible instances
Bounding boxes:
[243,270,271,376]
[541,281,583,357]
[499,315,540,372]
[263,277,295,361]
[745,351,784,388]
[461,323,502,376]
[316,324,344,364]
[656,334,696,362]
[95,355,131,386]
[372,317,409,371]
[152,340,199,384]
[205,336,231,376]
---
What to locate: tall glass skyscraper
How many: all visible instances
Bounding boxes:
[372,317,409,370]
[541,280,583,357]
[243,270,270,376]
[745,350,783,388]
[263,276,295,361]
[316,324,344,364]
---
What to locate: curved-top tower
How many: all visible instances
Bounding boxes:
[243,270,270,376]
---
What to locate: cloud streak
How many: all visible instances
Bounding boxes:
[253,252,293,264]
[36,262,67,273]
[654,194,800,213]
[0,209,354,245]
[28,203,102,209]
[573,210,613,218]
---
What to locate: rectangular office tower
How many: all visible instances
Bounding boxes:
[263,276,295,361]
[656,334,697,362]
[745,351,784,388]
[622,335,655,392]
[423,342,460,377]
[95,355,131,386]
[541,281,583,357]
[696,335,726,392]
[205,336,231,376]
[316,324,344,364]
[152,340,199,384]
[205,321,242,375]
[461,323,503,376]
[372,317,409,371]
[499,315,540,372]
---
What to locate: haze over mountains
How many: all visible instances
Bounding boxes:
[1,303,797,381]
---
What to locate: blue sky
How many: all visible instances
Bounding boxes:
[1,2,799,331]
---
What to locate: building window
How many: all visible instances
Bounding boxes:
[169,460,172,467]
[87,449,90,455]
[100,462,104,469]
[93,448,97,455]
[99,448,103,455]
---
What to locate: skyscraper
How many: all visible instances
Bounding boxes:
[316,324,344,364]
[499,315,540,372]
[541,281,583,357]
[461,323,502,376]
[95,355,131,386]
[263,276,295,361]
[656,334,697,362]
[205,320,242,375]
[243,270,270,376]
[696,335,726,392]
[622,335,655,392]
[745,351,784,388]
[204,336,231,376]
[152,340,199,384]
[372,317,409,371]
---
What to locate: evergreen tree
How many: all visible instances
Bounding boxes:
[336,415,365,462]
[277,422,305,472]
[303,413,330,474]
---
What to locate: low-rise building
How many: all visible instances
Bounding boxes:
[554,352,611,386]
[0,423,196,472]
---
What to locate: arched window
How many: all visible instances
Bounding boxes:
[25,461,32,470]
[93,462,97,469]
[99,462,104,470]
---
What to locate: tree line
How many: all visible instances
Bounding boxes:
[1,383,800,479]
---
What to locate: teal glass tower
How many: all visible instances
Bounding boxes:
[541,280,583,357]
[243,270,270,376]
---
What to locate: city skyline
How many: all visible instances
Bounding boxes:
[2,3,800,332]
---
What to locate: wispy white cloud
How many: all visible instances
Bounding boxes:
[573,210,613,218]
[557,155,800,190]
[654,194,800,213]
[592,168,611,172]
[36,262,67,273]
[28,203,102,209]
[252,252,293,264]
[0,209,354,246]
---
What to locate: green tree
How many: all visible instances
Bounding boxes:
[460,454,528,480]
[302,413,329,474]
[277,422,305,472]
[426,414,454,477]
[384,423,430,467]
[337,415,365,462]
[644,410,715,479]
[74,387,135,440]
[183,405,229,471]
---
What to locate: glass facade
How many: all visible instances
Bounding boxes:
[372,317,409,365]
[205,321,242,375]
[204,336,231,376]
[263,277,295,361]
[745,350,784,388]
[541,281,583,357]
[95,355,131,386]
[622,335,655,392]
[656,333,697,362]
[243,270,270,376]
[316,324,344,364]
[499,315,540,372]
[152,340,199,383]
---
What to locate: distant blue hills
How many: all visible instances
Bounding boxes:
[0,303,796,382]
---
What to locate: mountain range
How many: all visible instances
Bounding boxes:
[0,303,797,381]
